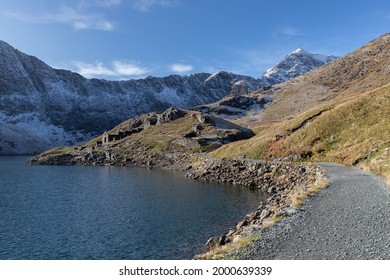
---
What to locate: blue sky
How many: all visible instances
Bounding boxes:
[0,0,389,79]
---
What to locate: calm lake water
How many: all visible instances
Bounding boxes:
[0,156,265,260]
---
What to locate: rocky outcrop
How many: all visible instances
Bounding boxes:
[193,94,269,118]
[27,107,255,165]
[157,107,187,124]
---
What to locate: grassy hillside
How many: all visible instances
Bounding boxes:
[213,84,390,184]
[92,113,200,152]
[35,108,255,163]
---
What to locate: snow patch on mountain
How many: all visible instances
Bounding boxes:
[154,87,186,108]
[262,48,338,84]
[0,112,91,155]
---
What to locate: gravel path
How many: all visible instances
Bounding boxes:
[232,163,390,259]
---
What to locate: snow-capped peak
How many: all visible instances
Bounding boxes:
[261,49,338,83]
[291,48,308,54]
[290,48,337,63]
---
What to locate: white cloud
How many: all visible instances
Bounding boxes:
[170,63,193,73]
[52,6,115,31]
[74,60,148,79]
[96,20,115,31]
[276,26,302,36]
[4,3,117,31]
[112,61,149,76]
[133,0,179,12]
[74,62,115,77]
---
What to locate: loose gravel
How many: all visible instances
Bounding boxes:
[230,162,390,259]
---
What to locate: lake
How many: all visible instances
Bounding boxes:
[0,156,265,260]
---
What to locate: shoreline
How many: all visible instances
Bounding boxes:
[28,150,327,259]
[182,156,327,259]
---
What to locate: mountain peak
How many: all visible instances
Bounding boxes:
[0,39,15,52]
[261,49,338,83]
[291,48,308,54]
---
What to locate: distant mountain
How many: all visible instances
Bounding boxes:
[260,48,338,85]
[193,49,338,117]
[0,39,335,154]
[0,40,263,154]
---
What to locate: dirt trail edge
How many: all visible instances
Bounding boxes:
[232,162,390,259]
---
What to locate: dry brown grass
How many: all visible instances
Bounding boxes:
[290,175,329,208]
[212,84,390,184]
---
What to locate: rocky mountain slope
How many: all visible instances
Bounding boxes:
[193,93,269,118]
[193,49,338,118]
[260,48,338,85]
[213,33,390,183]
[0,39,335,154]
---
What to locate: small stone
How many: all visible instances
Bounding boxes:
[283,206,298,216]
[267,187,276,194]
[259,209,270,220]
[206,235,225,249]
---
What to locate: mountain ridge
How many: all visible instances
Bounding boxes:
[0,39,336,154]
